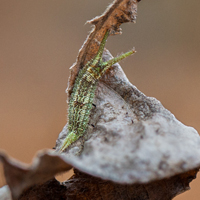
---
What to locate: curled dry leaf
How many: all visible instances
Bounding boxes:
[0,150,72,200]
[56,53,200,184]
[1,0,200,199]
[56,0,200,185]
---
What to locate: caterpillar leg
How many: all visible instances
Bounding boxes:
[92,103,96,108]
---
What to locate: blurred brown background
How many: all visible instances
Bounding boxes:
[0,0,200,199]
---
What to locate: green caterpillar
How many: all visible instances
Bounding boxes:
[60,30,135,152]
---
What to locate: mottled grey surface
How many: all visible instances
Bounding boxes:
[56,56,200,184]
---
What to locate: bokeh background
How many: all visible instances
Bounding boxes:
[0,0,200,199]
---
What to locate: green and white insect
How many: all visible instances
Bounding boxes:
[60,30,135,152]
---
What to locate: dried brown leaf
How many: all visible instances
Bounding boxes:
[0,150,72,200]
[1,0,200,200]
[18,169,199,200]
[66,0,138,98]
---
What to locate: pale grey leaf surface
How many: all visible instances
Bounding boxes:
[0,185,12,200]
[56,57,200,184]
